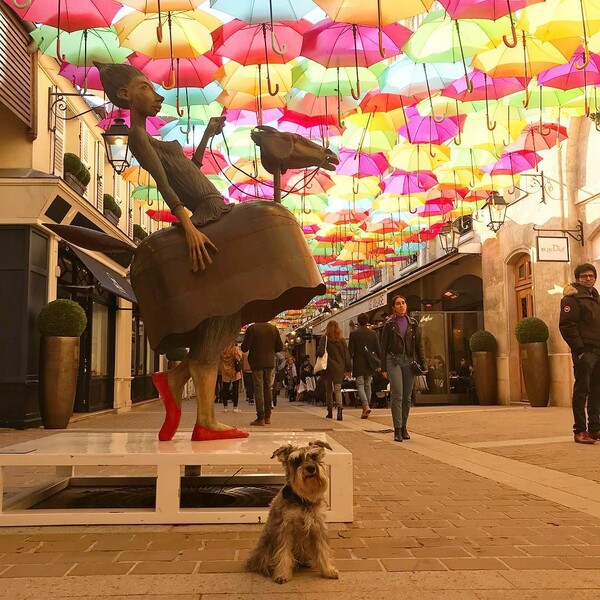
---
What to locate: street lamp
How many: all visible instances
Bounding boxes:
[485,191,508,233]
[101,117,131,175]
[439,221,459,254]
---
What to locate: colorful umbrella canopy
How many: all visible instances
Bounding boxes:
[129,53,222,88]
[439,0,545,19]
[336,149,389,178]
[209,0,317,24]
[313,0,435,25]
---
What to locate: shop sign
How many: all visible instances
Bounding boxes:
[367,292,387,311]
[536,236,570,262]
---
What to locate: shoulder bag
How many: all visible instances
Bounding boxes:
[314,337,328,373]
[364,345,381,370]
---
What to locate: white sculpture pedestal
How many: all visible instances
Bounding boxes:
[0,431,353,526]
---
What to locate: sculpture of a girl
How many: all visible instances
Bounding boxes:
[87,62,333,441]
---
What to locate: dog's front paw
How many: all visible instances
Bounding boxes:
[274,576,289,585]
[323,568,339,579]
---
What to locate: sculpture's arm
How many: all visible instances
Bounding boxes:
[129,129,216,273]
[191,116,226,168]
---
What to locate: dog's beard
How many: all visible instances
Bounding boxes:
[291,465,328,503]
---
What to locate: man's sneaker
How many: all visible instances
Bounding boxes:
[574,431,596,444]
[233,408,241,413]
[250,417,265,426]
[223,407,230,412]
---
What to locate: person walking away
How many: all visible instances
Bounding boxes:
[242,350,254,404]
[219,342,242,413]
[284,356,298,402]
[559,263,600,444]
[381,295,426,442]
[272,350,286,406]
[241,321,283,426]
[348,312,382,419]
[317,319,351,420]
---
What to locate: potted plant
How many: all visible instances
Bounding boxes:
[38,299,87,428]
[469,330,498,405]
[133,224,148,244]
[63,152,87,195]
[515,317,550,407]
[103,193,122,226]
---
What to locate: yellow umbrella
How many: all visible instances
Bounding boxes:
[472,172,520,192]
[328,175,381,201]
[224,159,273,184]
[388,143,451,171]
[472,30,571,80]
[217,89,286,111]
[115,10,221,59]
[313,0,435,26]
[372,193,426,213]
[122,165,154,186]
[460,113,525,150]
[341,121,397,154]
[217,61,292,96]
[434,164,485,189]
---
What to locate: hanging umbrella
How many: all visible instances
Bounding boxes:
[218,61,292,96]
[129,53,222,89]
[217,89,286,112]
[158,82,222,109]
[340,120,397,154]
[442,69,526,102]
[282,193,329,212]
[31,26,133,65]
[336,149,389,178]
[381,170,438,194]
[328,175,381,201]
[59,61,105,91]
[388,143,451,171]
[282,170,334,196]
[98,110,166,136]
[210,0,317,24]
[399,111,463,145]
[146,208,179,223]
[292,61,381,97]
[224,107,283,126]
[373,194,426,213]
[115,10,222,59]
[8,0,121,32]
[510,122,569,152]
[482,149,543,175]
[285,89,360,118]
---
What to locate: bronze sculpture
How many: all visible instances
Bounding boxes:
[48,62,337,441]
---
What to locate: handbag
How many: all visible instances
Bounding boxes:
[314,337,328,373]
[364,345,381,370]
[234,358,242,372]
[306,376,316,392]
[413,374,428,392]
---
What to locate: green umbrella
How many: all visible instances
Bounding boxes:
[30,26,132,66]
[282,193,329,212]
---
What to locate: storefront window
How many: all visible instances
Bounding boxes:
[132,311,154,377]
[91,302,109,377]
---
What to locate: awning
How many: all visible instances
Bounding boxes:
[72,248,137,304]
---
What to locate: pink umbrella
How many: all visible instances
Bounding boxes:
[98,110,166,136]
[130,53,222,89]
[182,148,228,175]
[416,202,454,217]
[146,209,178,223]
[336,149,390,178]
[224,108,283,126]
[399,109,464,145]
[482,149,543,175]
[301,18,412,99]
[510,123,568,153]
[6,0,122,32]
[59,61,104,90]
[228,182,274,201]
[442,70,526,102]
[380,169,438,194]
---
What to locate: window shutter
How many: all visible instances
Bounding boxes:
[80,124,90,197]
[127,182,133,238]
[96,143,104,212]
[53,106,65,176]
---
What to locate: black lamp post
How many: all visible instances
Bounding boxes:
[485,191,508,233]
[439,221,459,253]
[101,117,131,175]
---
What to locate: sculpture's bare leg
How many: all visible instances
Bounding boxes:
[166,359,190,407]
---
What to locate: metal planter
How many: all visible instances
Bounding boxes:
[519,341,550,407]
[472,351,497,405]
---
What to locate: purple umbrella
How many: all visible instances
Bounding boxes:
[399,110,465,147]
[380,169,438,194]
[482,149,543,176]
[441,69,526,102]
[336,149,390,178]
[228,181,275,202]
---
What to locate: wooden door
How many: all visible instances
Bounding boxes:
[514,255,533,400]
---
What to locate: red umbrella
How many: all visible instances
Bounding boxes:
[6,0,122,32]
[510,123,568,152]
[359,89,423,113]
[182,148,228,175]
[146,209,178,222]
[482,149,543,175]
[129,53,222,89]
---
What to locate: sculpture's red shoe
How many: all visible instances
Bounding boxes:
[152,371,181,441]
[191,425,250,441]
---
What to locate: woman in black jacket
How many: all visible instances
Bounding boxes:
[381,295,426,442]
[317,319,351,419]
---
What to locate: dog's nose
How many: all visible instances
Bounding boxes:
[305,464,316,475]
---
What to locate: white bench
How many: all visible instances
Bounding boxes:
[0,431,353,526]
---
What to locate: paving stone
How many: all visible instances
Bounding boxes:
[68,562,134,576]
[334,559,382,571]
[501,557,572,570]
[130,561,197,574]
[382,558,447,572]
[0,563,74,577]
[195,560,245,573]
[441,557,509,570]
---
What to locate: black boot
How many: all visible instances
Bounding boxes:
[326,409,333,419]
[401,427,410,440]
[337,406,343,421]
[394,428,402,442]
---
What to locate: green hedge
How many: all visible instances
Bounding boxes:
[515,317,549,344]
[63,153,90,187]
[103,193,122,218]
[38,299,87,337]
[469,330,497,353]
[133,224,148,240]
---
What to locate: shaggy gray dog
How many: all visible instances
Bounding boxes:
[245,440,339,584]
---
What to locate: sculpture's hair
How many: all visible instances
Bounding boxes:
[93,61,146,109]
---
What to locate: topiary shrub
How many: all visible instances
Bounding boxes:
[469,330,497,353]
[103,193,122,218]
[515,317,549,344]
[133,224,148,240]
[166,347,188,361]
[63,153,83,177]
[79,164,91,186]
[38,299,87,338]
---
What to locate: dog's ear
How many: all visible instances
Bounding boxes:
[271,444,295,462]
[309,440,332,452]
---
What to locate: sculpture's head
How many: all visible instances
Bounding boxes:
[94,61,164,116]
[250,125,339,175]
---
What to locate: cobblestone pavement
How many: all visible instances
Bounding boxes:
[3,398,600,599]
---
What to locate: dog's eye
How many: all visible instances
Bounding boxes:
[291,455,303,466]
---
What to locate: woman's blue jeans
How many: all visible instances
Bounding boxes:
[386,357,414,430]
